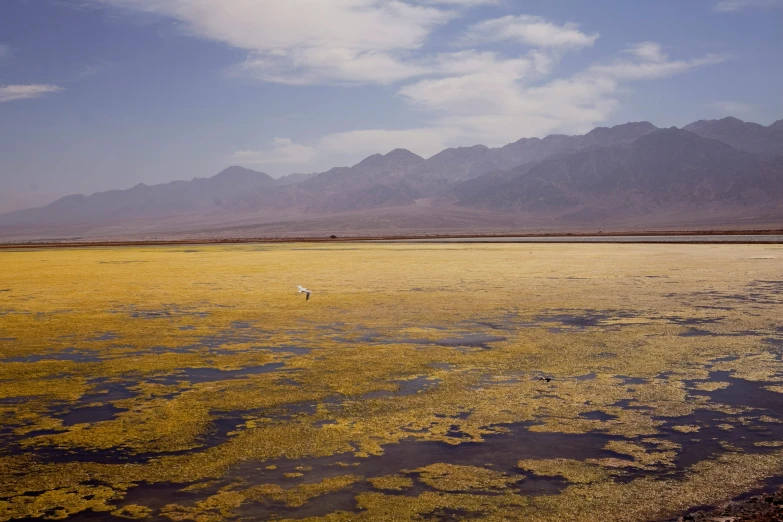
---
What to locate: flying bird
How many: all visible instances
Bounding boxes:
[297,285,311,301]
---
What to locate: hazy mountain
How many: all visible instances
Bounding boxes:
[458,128,782,213]
[273,172,318,186]
[491,121,659,173]
[684,117,783,157]
[0,166,275,226]
[2,118,782,239]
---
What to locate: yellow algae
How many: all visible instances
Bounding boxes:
[691,381,731,391]
[0,242,782,520]
[413,463,521,492]
[672,425,701,433]
[111,505,153,519]
[516,458,609,483]
[368,475,414,491]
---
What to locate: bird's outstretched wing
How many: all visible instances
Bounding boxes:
[306,291,310,301]
[297,285,306,293]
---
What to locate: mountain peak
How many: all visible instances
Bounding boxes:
[385,148,424,162]
[684,116,782,156]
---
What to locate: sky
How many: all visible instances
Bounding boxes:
[0,0,781,212]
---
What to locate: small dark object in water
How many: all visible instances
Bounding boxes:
[539,377,552,382]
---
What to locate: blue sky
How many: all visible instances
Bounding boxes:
[0,0,781,212]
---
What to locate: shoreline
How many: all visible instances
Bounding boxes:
[1,228,782,249]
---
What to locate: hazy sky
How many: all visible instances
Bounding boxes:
[0,0,781,212]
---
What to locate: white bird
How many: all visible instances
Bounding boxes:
[297,285,311,301]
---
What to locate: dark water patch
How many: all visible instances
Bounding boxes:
[434,335,506,348]
[579,411,617,421]
[655,409,783,471]
[0,337,16,341]
[664,316,724,326]
[120,305,209,320]
[90,332,120,341]
[709,355,740,364]
[360,376,441,400]
[424,507,488,520]
[515,474,571,496]
[620,376,648,385]
[190,323,275,351]
[179,325,195,331]
[678,328,763,338]
[766,337,783,348]
[78,380,140,406]
[679,328,719,337]
[574,373,597,381]
[3,347,102,363]
[667,285,782,307]
[152,362,286,385]
[699,372,783,414]
[264,345,311,355]
[536,309,642,332]
[61,404,128,426]
[231,321,252,329]
[228,421,631,494]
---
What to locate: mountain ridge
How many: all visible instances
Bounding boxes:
[2,116,781,239]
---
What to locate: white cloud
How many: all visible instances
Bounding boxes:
[463,15,599,49]
[318,127,460,158]
[82,3,723,171]
[588,43,726,80]
[0,84,63,103]
[416,0,497,4]
[235,40,725,172]
[94,0,453,85]
[626,42,666,62]
[715,0,783,11]
[707,100,756,115]
[234,138,317,165]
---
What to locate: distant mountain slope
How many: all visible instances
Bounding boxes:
[422,121,659,181]
[684,117,783,157]
[0,166,276,226]
[2,117,782,238]
[458,128,782,213]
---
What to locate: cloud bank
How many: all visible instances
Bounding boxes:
[87,1,725,172]
[0,84,63,103]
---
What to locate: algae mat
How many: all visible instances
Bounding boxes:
[0,243,782,521]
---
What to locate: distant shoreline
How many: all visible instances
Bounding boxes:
[1,229,782,249]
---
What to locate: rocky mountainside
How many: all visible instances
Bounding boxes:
[684,117,783,157]
[1,117,781,238]
[457,128,782,214]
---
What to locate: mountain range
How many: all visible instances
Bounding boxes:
[1,116,782,240]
